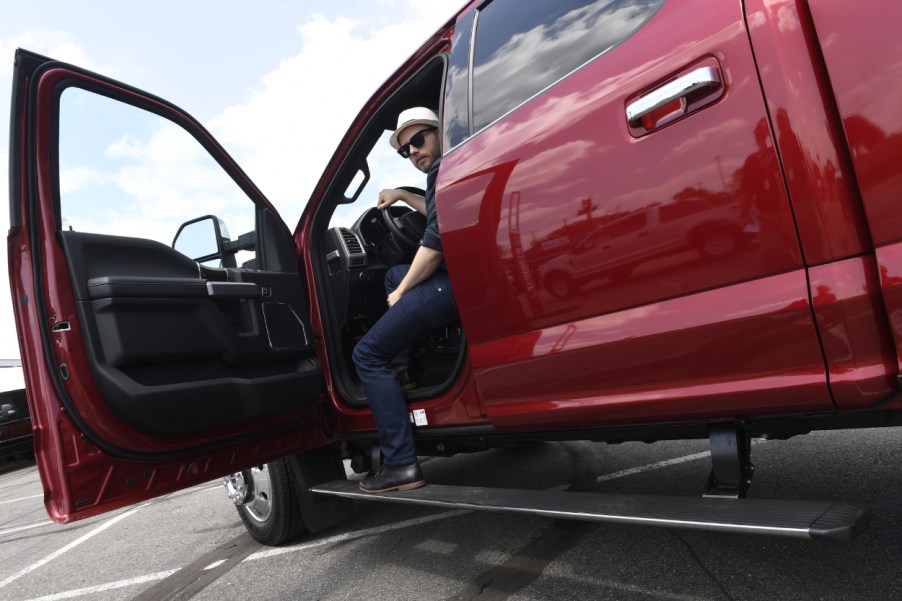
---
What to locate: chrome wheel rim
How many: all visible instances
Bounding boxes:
[224,465,272,523]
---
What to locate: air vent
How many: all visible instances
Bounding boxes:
[339,228,367,268]
[340,229,363,254]
[326,250,342,275]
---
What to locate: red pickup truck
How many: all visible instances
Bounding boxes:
[8,0,901,544]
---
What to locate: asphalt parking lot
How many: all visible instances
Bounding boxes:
[2,429,902,601]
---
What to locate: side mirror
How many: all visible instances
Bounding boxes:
[173,215,237,268]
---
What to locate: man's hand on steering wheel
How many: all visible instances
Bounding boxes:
[377,187,427,252]
[377,188,402,210]
[377,187,426,211]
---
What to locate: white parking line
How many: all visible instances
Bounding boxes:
[14,510,473,601]
[0,485,217,539]
[596,450,713,482]
[597,439,768,483]
[0,519,52,537]
[204,560,227,570]
[0,493,43,506]
[21,570,178,601]
[0,503,148,591]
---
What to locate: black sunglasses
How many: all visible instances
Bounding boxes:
[397,127,436,158]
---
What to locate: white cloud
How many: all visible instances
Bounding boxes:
[208,4,459,228]
[58,165,109,195]
[63,120,255,244]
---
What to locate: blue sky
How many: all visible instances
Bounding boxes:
[0,0,464,360]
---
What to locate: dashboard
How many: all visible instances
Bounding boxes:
[322,206,423,330]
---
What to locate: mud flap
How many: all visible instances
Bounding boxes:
[287,445,353,533]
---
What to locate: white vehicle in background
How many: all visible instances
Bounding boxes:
[540,197,752,298]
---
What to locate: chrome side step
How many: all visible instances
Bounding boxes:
[310,480,869,542]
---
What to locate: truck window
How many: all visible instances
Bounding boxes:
[443,9,476,150]
[471,0,667,133]
[58,87,257,265]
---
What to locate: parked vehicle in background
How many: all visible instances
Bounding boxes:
[0,362,31,462]
[538,195,754,297]
[9,0,902,545]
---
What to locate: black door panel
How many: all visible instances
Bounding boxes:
[61,231,322,436]
[61,233,201,299]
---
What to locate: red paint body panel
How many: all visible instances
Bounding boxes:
[807,257,896,408]
[744,0,871,265]
[439,0,832,424]
[806,0,902,385]
[875,243,902,377]
[808,0,902,249]
[472,271,830,429]
[744,0,898,407]
[441,0,802,337]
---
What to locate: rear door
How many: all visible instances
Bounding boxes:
[438,0,835,429]
[8,50,328,522]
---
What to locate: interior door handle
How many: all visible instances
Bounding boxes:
[626,65,722,128]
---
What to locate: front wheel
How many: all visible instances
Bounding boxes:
[545,272,577,298]
[695,228,739,258]
[224,459,307,546]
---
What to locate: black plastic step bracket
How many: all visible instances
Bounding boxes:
[704,422,754,498]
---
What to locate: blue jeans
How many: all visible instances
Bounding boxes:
[352,265,458,465]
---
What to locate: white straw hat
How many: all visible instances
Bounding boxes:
[390,107,440,150]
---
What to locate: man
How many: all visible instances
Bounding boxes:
[352,107,457,493]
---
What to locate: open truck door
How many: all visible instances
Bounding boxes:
[7,50,339,524]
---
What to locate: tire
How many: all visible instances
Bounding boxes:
[224,459,307,546]
[545,272,576,298]
[696,228,739,258]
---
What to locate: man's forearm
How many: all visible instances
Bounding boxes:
[377,188,426,214]
[404,192,426,215]
[398,246,443,293]
[400,190,426,214]
[389,246,443,305]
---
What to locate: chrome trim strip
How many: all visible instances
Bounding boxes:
[466,8,479,138]
[262,302,310,348]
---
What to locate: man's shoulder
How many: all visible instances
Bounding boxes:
[426,157,442,197]
[429,157,442,177]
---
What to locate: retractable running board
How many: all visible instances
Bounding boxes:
[310,480,869,542]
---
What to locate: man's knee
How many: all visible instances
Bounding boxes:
[353,336,392,372]
[351,340,371,369]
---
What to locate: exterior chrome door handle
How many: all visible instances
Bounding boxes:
[626,66,722,128]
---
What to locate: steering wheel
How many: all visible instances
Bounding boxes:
[382,186,427,252]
